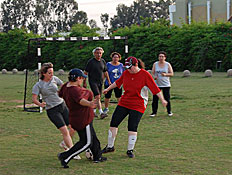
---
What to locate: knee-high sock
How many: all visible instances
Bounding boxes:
[108,130,115,148]
[128,135,137,150]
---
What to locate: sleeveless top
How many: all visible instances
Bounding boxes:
[154,61,171,87]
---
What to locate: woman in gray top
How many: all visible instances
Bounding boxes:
[32,62,75,153]
[151,51,174,117]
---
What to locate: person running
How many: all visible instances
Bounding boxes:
[84,47,110,119]
[102,57,167,158]
[103,52,124,114]
[58,68,107,168]
[32,62,79,157]
[150,51,174,117]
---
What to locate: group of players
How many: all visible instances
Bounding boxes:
[32,47,173,168]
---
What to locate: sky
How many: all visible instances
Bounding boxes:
[77,0,135,27]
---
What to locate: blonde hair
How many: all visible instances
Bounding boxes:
[39,62,53,80]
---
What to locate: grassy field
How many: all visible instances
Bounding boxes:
[0,72,231,175]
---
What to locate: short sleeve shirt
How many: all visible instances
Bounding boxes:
[85,58,107,84]
[32,76,63,110]
[59,83,94,131]
[105,62,124,86]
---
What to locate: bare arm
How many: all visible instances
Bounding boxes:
[103,82,117,94]
[161,63,174,77]
[79,98,97,108]
[32,94,46,108]
[104,71,111,85]
[151,63,157,80]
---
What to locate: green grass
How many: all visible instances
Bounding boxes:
[0,72,231,175]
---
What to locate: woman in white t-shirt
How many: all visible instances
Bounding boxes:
[151,51,174,117]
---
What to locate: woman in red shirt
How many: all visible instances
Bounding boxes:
[58,68,107,168]
[102,57,167,158]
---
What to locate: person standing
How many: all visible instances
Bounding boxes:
[102,57,167,158]
[32,62,75,153]
[84,47,110,119]
[103,52,124,114]
[58,68,107,168]
[150,51,174,117]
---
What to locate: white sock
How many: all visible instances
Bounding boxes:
[99,109,103,114]
[128,135,137,150]
[108,130,115,148]
[94,109,97,113]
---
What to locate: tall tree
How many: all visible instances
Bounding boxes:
[0,0,88,35]
[100,13,109,35]
[110,0,175,30]
[89,19,98,29]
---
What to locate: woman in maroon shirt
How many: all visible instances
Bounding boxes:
[58,68,107,168]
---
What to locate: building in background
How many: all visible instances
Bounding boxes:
[169,0,232,26]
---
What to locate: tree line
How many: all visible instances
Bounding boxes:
[1,21,232,72]
[0,0,175,36]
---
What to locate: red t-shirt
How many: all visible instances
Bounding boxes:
[59,83,94,131]
[116,69,160,113]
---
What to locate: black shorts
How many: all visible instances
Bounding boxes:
[110,105,143,132]
[104,84,122,99]
[46,102,69,129]
[89,82,102,97]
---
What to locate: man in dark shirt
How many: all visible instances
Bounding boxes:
[84,47,111,119]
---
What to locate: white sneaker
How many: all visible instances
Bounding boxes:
[73,155,81,160]
[168,112,173,117]
[59,141,68,150]
[150,113,156,117]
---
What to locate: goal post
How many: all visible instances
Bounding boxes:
[23,36,129,112]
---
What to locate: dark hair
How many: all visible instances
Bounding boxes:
[68,76,77,82]
[39,62,53,80]
[138,59,145,69]
[110,52,122,60]
[159,51,167,57]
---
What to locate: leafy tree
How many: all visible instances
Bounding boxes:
[89,19,98,29]
[100,13,109,35]
[110,0,175,30]
[0,0,88,35]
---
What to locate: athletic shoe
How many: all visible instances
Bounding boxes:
[94,112,98,118]
[93,156,107,163]
[126,150,135,158]
[73,155,81,160]
[103,108,109,114]
[100,113,108,119]
[57,153,69,168]
[59,141,68,150]
[168,112,173,117]
[102,145,115,153]
[150,113,156,117]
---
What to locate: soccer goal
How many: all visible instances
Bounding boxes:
[23,36,129,112]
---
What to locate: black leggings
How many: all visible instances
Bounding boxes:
[152,87,171,114]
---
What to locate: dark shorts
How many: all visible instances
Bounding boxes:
[110,105,143,132]
[89,82,102,97]
[46,102,69,129]
[104,84,122,99]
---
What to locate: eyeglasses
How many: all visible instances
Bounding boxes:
[159,56,165,58]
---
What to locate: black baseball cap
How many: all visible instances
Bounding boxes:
[69,68,87,78]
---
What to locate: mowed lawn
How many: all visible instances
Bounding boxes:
[0,72,231,175]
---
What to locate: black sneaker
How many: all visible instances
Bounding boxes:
[57,153,69,168]
[93,156,107,163]
[102,145,115,153]
[100,113,108,119]
[126,150,135,158]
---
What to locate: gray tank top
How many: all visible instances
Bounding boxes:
[154,61,171,87]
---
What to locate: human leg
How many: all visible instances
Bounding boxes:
[162,87,172,115]
[59,125,73,148]
[151,94,159,116]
